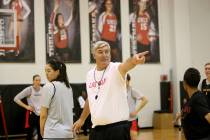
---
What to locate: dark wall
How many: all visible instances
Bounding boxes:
[70,83,86,122]
[0,85,29,135]
[0,83,86,136]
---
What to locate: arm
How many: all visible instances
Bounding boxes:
[98,12,106,34]
[21,0,31,20]
[14,99,34,111]
[64,1,74,27]
[204,113,210,124]
[14,87,34,111]
[40,107,48,137]
[149,22,156,35]
[129,13,136,23]
[72,99,90,133]
[119,51,149,77]
[148,21,157,39]
[39,84,54,137]
[130,96,148,117]
[135,96,148,114]
[49,0,59,26]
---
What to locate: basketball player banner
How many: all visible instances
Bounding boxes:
[89,0,122,63]
[0,0,35,62]
[129,0,160,63]
[44,0,81,63]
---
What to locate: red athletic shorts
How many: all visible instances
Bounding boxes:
[130,119,139,131]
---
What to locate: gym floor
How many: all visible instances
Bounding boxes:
[1,128,186,140]
[74,128,186,140]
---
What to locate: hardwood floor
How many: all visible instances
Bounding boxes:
[137,128,186,140]
[1,128,185,140]
[75,128,186,140]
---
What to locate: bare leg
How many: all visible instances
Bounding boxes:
[130,130,138,140]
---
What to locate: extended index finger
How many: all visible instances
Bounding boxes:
[138,51,149,56]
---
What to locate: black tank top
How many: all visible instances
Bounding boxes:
[201,79,210,107]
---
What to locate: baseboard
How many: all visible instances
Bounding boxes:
[0,134,27,138]
[140,126,154,129]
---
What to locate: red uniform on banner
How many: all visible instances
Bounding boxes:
[100,13,117,42]
[136,12,150,45]
[54,28,68,49]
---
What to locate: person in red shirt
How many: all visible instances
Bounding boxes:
[130,0,158,61]
[52,0,73,61]
[98,0,120,62]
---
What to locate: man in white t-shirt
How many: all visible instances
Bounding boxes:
[73,41,148,140]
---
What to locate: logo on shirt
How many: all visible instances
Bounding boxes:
[88,78,106,88]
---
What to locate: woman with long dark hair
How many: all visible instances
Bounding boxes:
[40,59,74,138]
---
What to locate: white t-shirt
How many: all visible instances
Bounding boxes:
[127,86,144,121]
[14,86,42,116]
[41,81,74,138]
[86,62,129,127]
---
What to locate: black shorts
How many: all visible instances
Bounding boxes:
[89,121,131,140]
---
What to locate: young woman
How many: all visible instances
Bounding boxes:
[40,59,74,138]
[130,0,157,60]
[14,74,42,140]
[126,74,148,140]
[98,0,121,62]
[52,0,74,61]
